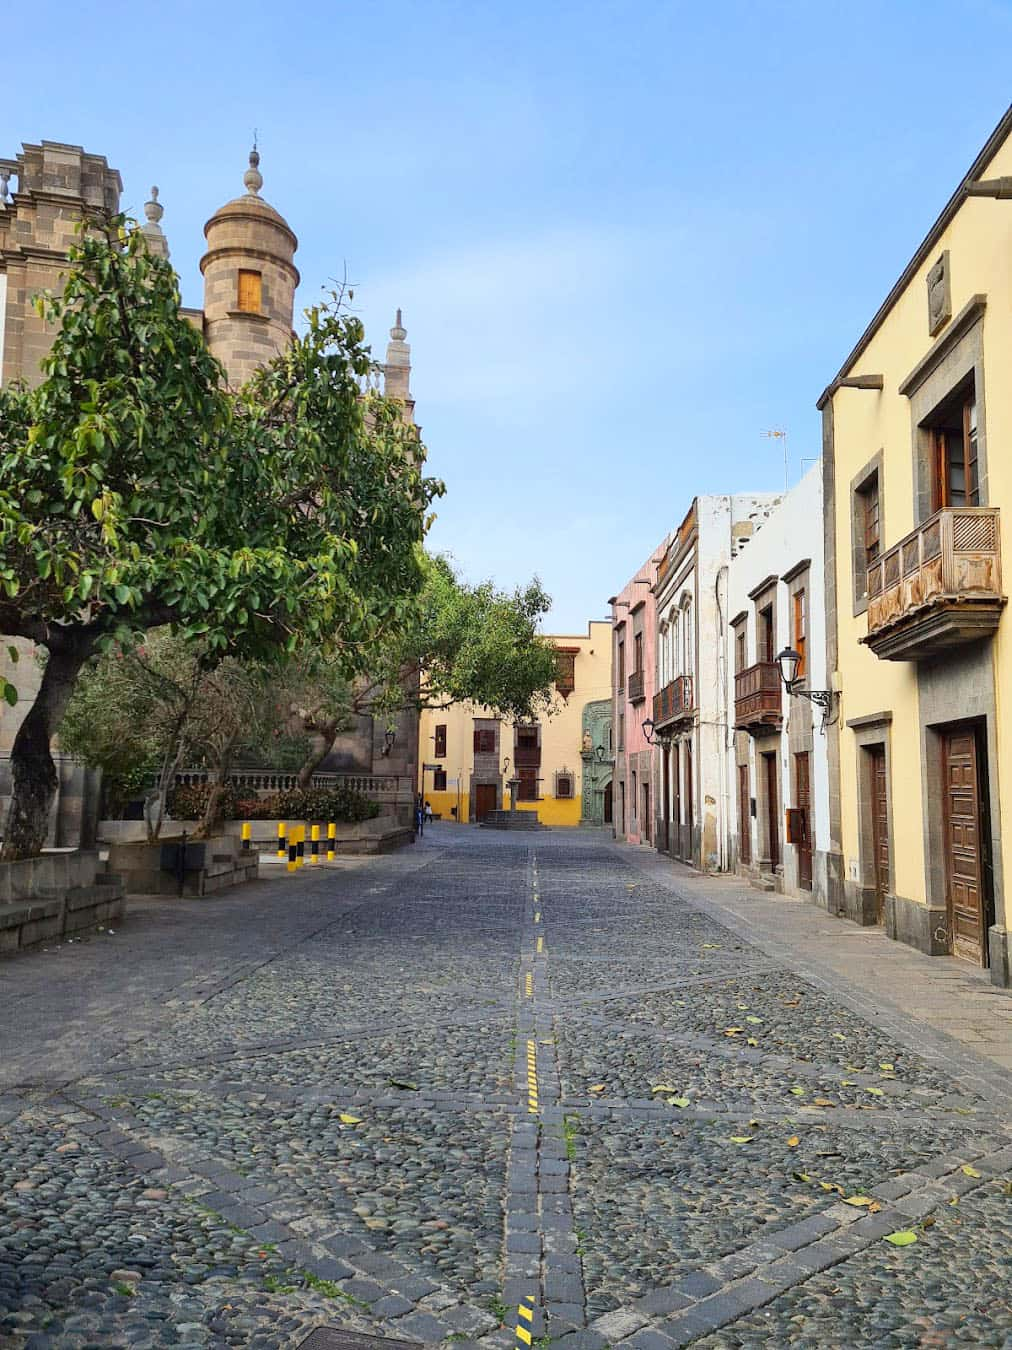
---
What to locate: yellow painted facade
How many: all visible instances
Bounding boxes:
[824,109,1012,982]
[418,623,612,826]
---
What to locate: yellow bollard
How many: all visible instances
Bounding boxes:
[277,820,287,859]
[310,823,320,864]
[287,828,297,873]
[296,825,305,869]
[241,821,251,853]
[327,821,336,861]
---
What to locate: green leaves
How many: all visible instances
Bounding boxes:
[883,1230,918,1247]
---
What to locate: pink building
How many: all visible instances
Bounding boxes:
[609,537,670,845]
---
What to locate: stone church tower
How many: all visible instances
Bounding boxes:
[199,148,299,387]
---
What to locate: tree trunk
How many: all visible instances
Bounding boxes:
[193,735,239,839]
[2,636,95,860]
[296,725,338,789]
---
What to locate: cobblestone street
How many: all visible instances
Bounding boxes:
[1,827,1011,1349]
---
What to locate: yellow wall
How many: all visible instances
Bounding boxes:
[829,126,1012,926]
[418,622,612,826]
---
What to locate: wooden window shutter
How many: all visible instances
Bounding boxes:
[237,269,262,314]
[434,724,447,758]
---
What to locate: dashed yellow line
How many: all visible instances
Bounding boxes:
[516,1294,535,1344]
[524,970,533,997]
[536,935,544,954]
[526,1039,538,1114]
[534,910,541,923]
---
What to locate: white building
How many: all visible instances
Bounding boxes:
[726,463,830,904]
[652,493,781,870]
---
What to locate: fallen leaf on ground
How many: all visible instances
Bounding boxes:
[883,1230,918,1246]
[746,1016,763,1025]
[701,943,720,949]
[961,1165,982,1178]
[879,1063,894,1071]
[729,1135,753,1144]
[843,1195,876,1207]
[737,1003,749,1010]
[667,1097,690,1108]
[832,1033,847,1041]
[866,1087,885,1096]
[792,1171,812,1182]
[841,1080,858,1087]
[921,1217,936,1229]
[724,1027,744,1036]
[651,1084,679,1094]
[339,1114,362,1125]
[790,1086,807,1096]
[819,1181,845,1195]
[388,1079,418,1091]
[787,1136,800,1147]
[589,1085,606,1093]
[814,1098,836,1108]
[746,1037,759,1046]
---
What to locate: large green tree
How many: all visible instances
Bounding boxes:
[0,218,440,858]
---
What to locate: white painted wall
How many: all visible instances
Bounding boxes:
[726,462,828,899]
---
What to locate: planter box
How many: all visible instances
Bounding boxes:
[0,849,125,956]
[106,833,259,898]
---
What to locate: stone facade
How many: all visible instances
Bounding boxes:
[580,698,613,826]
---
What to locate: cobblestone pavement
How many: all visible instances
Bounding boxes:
[0,828,1010,1349]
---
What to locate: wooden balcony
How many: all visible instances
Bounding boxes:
[734,662,782,732]
[627,669,645,704]
[653,675,694,730]
[514,746,541,768]
[864,507,1005,661]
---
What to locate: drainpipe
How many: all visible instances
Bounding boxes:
[715,564,730,872]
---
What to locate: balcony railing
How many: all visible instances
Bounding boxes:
[175,769,404,798]
[865,507,1005,661]
[627,669,645,703]
[653,675,694,728]
[734,661,782,731]
[514,747,541,768]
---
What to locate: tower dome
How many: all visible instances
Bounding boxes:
[199,147,300,385]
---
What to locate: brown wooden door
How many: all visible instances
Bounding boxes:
[661,750,670,853]
[794,752,812,891]
[738,763,751,864]
[603,781,613,824]
[642,782,651,844]
[764,752,780,871]
[684,741,693,860]
[943,728,986,964]
[474,783,497,821]
[869,746,889,923]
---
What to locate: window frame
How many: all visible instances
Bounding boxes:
[434,724,447,759]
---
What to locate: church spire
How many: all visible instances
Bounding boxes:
[141,185,169,259]
[383,307,412,408]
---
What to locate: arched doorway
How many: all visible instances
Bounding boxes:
[603,780,613,824]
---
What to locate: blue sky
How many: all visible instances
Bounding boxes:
[10,1,1012,629]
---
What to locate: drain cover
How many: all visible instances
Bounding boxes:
[297,1330,420,1350]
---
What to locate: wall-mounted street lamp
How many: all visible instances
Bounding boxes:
[641,717,657,746]
[595,744,607,763]
[775,647,836,733]
[381,727,397,756]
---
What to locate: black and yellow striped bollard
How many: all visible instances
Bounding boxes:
[277,821,287,859]
[296,826,305,869]
[310,823,320,864]
[287,828,298,873]
[327,821,336,861]
[241,821,251,853]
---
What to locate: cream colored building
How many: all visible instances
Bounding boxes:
[418,623,613,826]
[820,106,1012,985]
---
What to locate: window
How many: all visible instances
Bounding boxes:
[617,640,625,690]
[473,728,496,755]
[793,590,807,680]
[930,383,978,510]
[237,269,262,314]
[433,767,447,791]
[734,623,747,675]
[555,773,573,799]
[758,603,775,664]
[858,474,880,593]
[518,768,538,801]
[434,724,447,758]
[555,650,576,698]
[618,712,625,751]
[633,632,643,674]
[631,770,638,820]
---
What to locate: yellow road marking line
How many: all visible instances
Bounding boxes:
[536,935,543,954]
[534,911,541,923]
[525,971,533,997]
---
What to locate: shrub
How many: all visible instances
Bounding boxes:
[274,786,381,823]
[166,781,237,822]
[233,796,279,821]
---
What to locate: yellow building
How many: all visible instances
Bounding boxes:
[820,106,1012,986]
[418,622,613,826]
